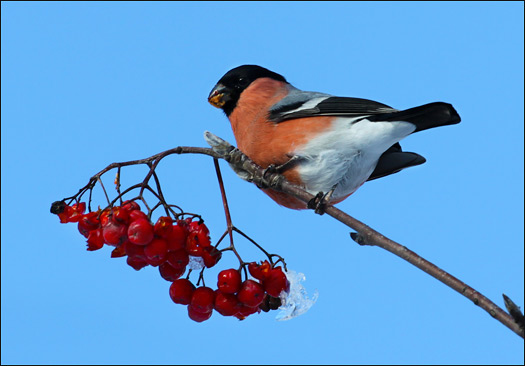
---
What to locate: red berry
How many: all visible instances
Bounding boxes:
[234,304,260,320]
[77,211,100,238]
[126,256,148,271]
[217,269,242,294]
[166,249,189,269]
[154,216,173,238]
[122,200,140,211]
[57,205,72,223]
[127,218,154,245]
[248,260,271,281]
[237,280,265,307]
[99,209,112,227]
[263,267,290,297]
[129,210,149,222]
[124,241,146,259]
[198,233,211,247]
[111,245,127,258]
[188,220,200,232]
[187,221,211,249]
[185,235,203,257]
[144,238,168,266]
[75,202,86,212]
[214,291,240,316]
[86,228,104,251]
[169,279,195,305]
[102,221,128,246]
[187,305,212,322]
[67,202,86,223]
[58,202,86,223]
[158,262,186,282]
[166,224,187,251]
[191,220,209,233]
[190,286,216,313]
[112,206,130,224]
[202,246,222,268]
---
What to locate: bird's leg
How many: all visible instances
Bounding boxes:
[307,184,338,215]
[260,155,303,188]
[263,155,303,176]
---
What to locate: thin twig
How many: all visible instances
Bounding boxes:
[213,158,242,265]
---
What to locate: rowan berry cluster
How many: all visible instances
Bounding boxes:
[52,200,290,322]
[171,261,289,321]
[53,200,219,271]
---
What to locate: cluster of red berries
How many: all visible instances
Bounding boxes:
[170,260,289,322]
[52,201,289,322]
[53,201,220,277]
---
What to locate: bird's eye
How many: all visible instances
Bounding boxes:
[237,77,249,89]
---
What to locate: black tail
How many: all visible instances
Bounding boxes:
[367,142,426,181]
[368,102,461,133]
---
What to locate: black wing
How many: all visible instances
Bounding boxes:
[269,94,397,123]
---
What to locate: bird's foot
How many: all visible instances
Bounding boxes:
[307,185,337,215]
[260,155,303,188]
[263,155,302,176]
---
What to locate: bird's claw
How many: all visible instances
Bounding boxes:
[307,185,337,215]
[258,156,303,189]
[307,191,328,215]
[262,164,277,181]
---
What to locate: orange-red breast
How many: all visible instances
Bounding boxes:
[208,65,460,209]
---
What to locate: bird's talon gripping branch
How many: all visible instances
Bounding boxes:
[307,192,326,215]
[262,164,276,177]
[306,185,337,215]
[269,155,303,175]
[260,164,277,187]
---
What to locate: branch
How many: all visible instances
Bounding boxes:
[53,132,523,337]
[503,294,525,331]
[204,131,525,339]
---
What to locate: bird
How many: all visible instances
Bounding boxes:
[208,64,461,210]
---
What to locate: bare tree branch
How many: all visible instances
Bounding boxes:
[204,131,524,339]
[53,132,523,338]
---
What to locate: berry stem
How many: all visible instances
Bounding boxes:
[98,176,111,206]
[213,158,241,264]
[147,162,171,217]
[213,159,233,232]
[115,166,122,199]
[215,229,229,248]
[196,268,206,287]
[232,226,285,269]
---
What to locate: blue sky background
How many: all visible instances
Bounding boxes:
[2,2,523,364]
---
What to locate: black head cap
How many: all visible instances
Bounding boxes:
[209,65,287,116]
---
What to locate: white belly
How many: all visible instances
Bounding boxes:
[295,117,416,199]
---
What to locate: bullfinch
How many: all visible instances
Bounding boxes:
[208,65,461,210]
